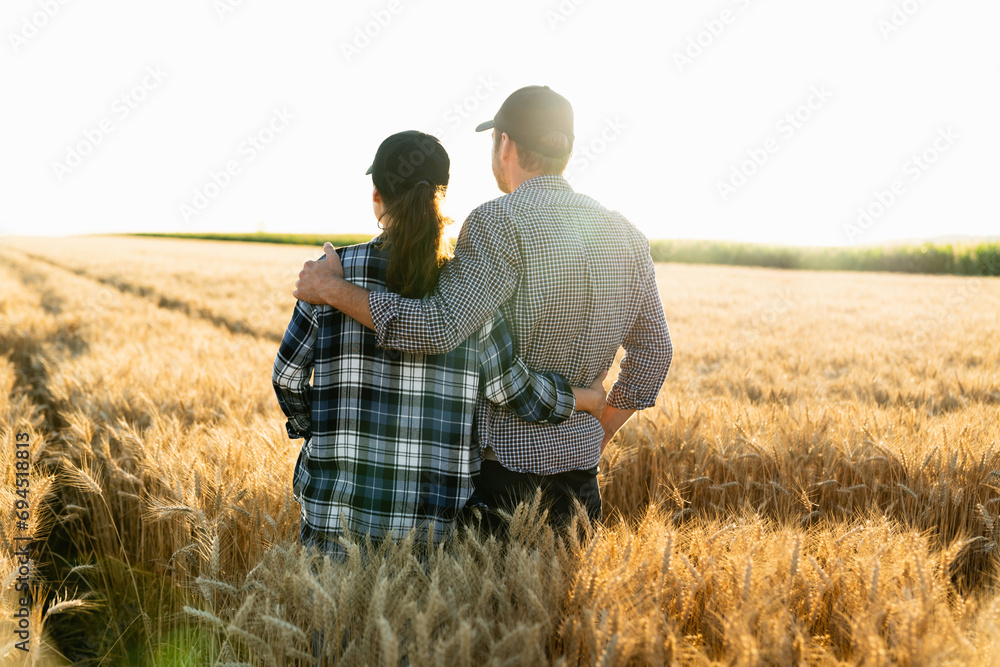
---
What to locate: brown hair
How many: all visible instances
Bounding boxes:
[380,183,452,298]
[494,129,572,175]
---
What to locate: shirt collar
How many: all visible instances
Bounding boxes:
[514,174,574,194]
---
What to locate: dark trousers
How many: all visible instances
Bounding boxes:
[470,459,602,532]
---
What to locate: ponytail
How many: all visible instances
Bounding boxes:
[380,182,452,299]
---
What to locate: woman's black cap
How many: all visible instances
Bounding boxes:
[475,85,574,158]
[366,130,450,197]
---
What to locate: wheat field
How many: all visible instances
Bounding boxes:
[1,235,999,666]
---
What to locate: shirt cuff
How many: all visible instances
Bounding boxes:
[285,416,311,440]
[369,290,398,347]
[544,372,576,424]
[607,383,657,411]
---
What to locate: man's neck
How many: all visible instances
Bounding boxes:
[506,170,547,192]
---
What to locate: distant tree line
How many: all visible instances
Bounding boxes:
[127,233,1000,277]
[648,239,1000,276]
[131,232,374,248]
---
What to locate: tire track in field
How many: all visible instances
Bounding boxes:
[0,259,139,663]
[10,248,283,343]
[0,264,74,437]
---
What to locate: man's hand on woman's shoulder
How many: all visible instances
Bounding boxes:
[294,242,344,304]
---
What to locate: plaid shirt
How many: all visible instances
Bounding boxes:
[370,175,673,475]
[273,238,576,542]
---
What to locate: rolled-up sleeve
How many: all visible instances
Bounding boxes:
[369,289,400,347]
[607,255,672,410]
[370,206,519,354]
[272,300,317,439]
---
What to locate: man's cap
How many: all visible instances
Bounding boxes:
[475,85,574,158]
[366,130,450,197]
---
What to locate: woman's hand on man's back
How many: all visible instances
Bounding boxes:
[572,369,608,419]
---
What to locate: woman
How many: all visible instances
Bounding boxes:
[273,131,605,557]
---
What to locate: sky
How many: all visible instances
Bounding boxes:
[2,0,998,247]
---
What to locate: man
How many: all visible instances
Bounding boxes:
[294,85,672,525]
